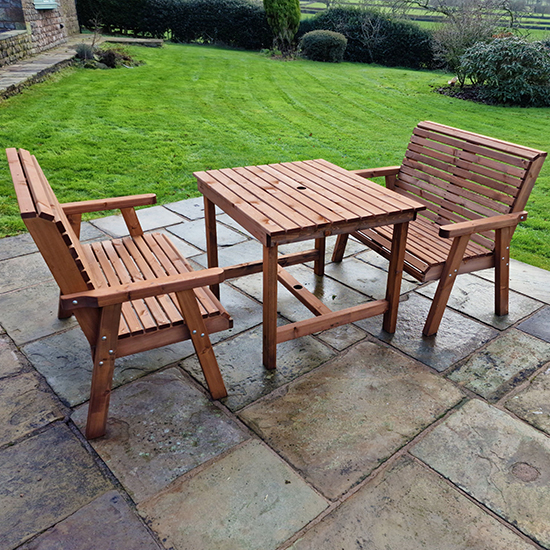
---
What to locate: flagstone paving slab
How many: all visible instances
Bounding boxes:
[278,235,367,262]
[518,307,550,343]
[138,440,328,550]
[315,323,367,351]
[181,324,336,411]
[357,293,499,372]
[0,280,77,345]
[0,424,111,550]
[323,257,418,300]
[355,248,419,282]
[240,341,463,499]
[0,334,25,377]
[448,329,550,402]
[506,366,550,436]
[411,399,550,548]
[0,371,64,447]
[476,260,550,305]
[164,197,222,220]
[19,490,162,550]
[150,228,203,259]
[168,218,246,251]
[417,274,542,329]
[230,265,371,325]
[72,368,249,503]
[22,328,194,406]
[0,232,37,261]
[0,252,51,294]
[192,239,264,269]
[289,456,536,550]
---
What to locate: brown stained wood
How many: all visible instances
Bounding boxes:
[514,154,547,212]
[61,194,156,215]
[439,211,527,238]
[19,150,54,221]
[332,233,349,263]
[352,166,400,179]
[86,303,122,439]
[277,300,389,343]
[383,221,409,333]
[245,164,345,225]
[494,226,512,316]
[277,266,332,317]
[175,289,227,400]
[422,234,471,336]
[263,245,279,370]
[121,207,144,237]
[204,196,220,299]
[7,148,36,218]
[314,237,326,276]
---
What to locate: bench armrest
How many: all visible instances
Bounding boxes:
[352,166,400,179]
[439,211,528,239]
[60,267,225,309]
[61,194,157,215]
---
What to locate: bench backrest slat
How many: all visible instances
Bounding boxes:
[396,121,547,251]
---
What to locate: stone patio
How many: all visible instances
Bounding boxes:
[1,198,550,550]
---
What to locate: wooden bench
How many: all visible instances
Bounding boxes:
[332,121,546,336]
[7,148,232,439]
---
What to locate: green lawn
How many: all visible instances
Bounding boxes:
[1,43,549,270]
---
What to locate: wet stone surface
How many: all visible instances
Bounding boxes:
[240,341,463,499]
[138,440,328,550]
[0,334,25,377]
[324,257,418,300]
[0,280,78,345]
[0,232,37,261]
[23,328,195,407]
[164,197,222,220]
[289,456,536,550]
[19,490,162,550]
[357,292,499,372]
[448,329,550,402]
[0,252,51,294]
[0,371,64,447]
[192,239,264,269]
[0,424,111,550]
[518,306,550,343]
[168,218,247,251]
[411,399,550,548]
[506,366,550,436]
[181,324,336,412]
[476,260,550,305]
[417,274,542,330]
[72,368,249,503]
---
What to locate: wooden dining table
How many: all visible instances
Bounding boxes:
[194,159,425,370]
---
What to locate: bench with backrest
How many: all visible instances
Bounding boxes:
[7,148,232,439]
[332,121,546,336]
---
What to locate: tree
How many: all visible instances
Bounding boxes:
[263,0,301,56]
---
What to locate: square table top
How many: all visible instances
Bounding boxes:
[195,159,425,247]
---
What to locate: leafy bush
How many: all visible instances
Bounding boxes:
[263,0,301,56]
[299,30,347,62]
[76,0,272,49]
[171,0,272,50]
[459,36,550,106]
[297,7,434,69]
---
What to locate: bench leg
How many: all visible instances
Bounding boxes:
[332,234,348,263]
[494,227,512,316]
[86,304,121,440]
[176,289,227,400]
[263,245,279,370]
[58,292,73,319]
[423,235,470,337]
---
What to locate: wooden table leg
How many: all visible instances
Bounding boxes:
[383,221,408,333]
[314,237,326,276]
[263,244,278,370]
[204,196,220,299]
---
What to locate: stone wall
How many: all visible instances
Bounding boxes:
[0,29,32,67]
[0,0,78,66]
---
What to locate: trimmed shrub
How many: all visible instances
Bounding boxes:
[299,30,347,62]
[297,7,434,69]
[171,0,272,50]
[76,0,272,49]
[459,37,550,106]
[263,0,301,56]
